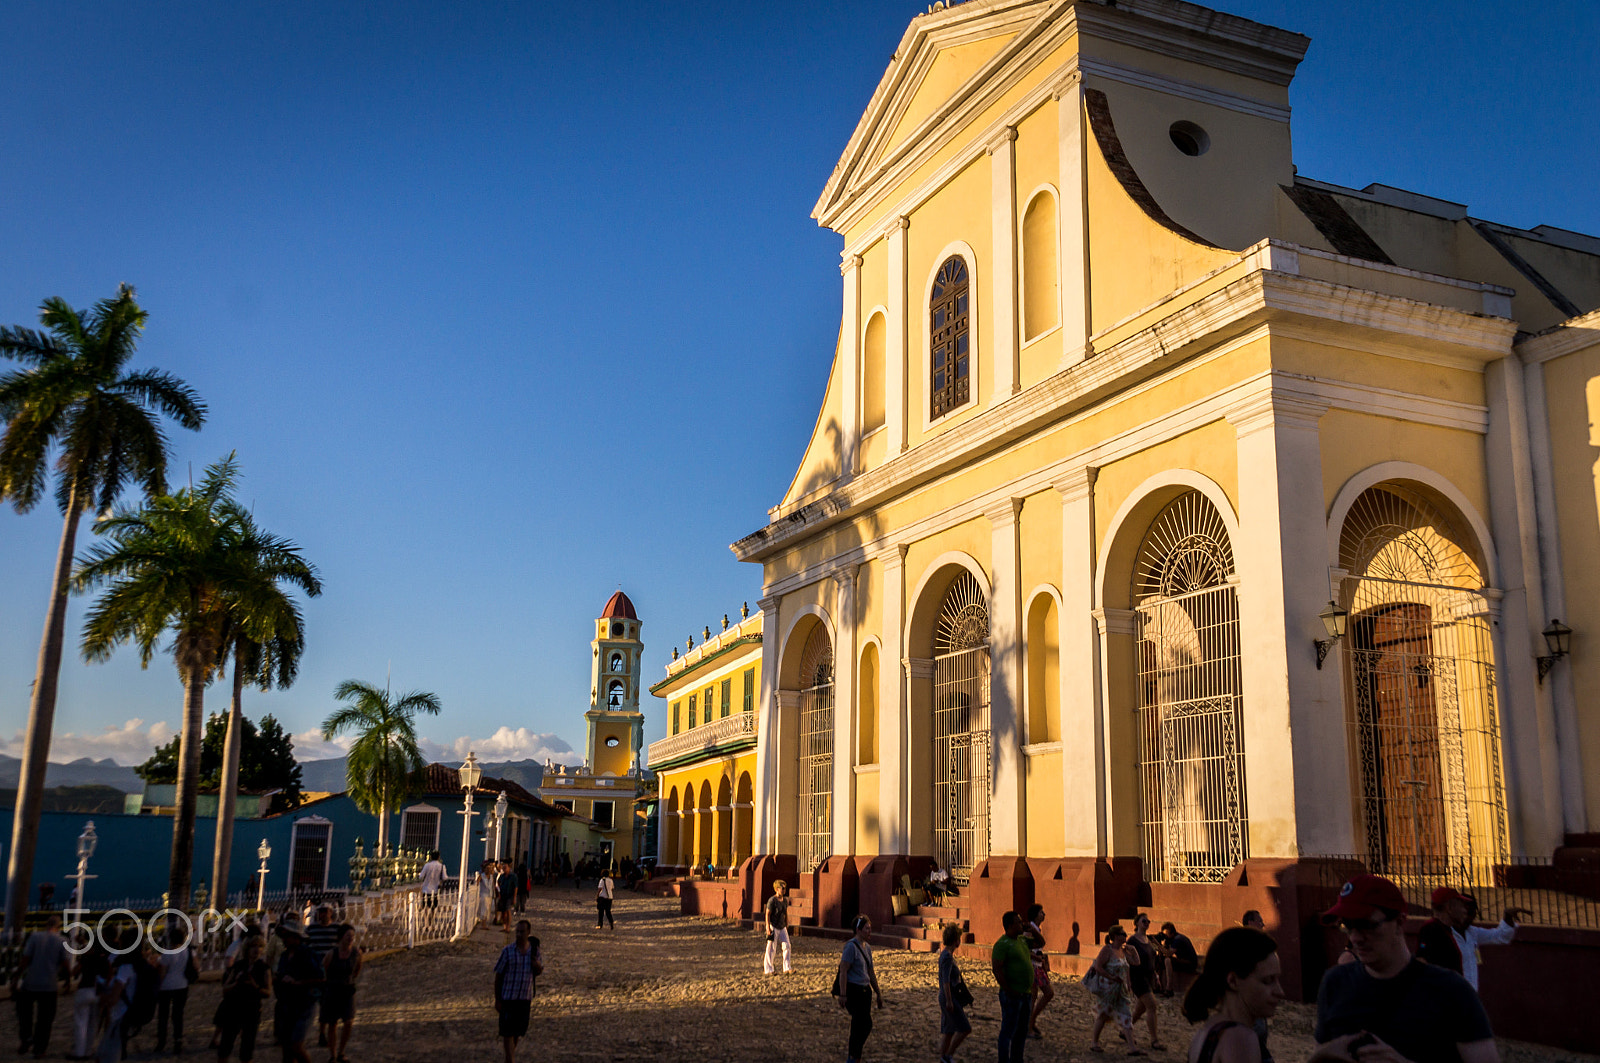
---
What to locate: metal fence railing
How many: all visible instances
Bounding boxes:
[1307,853,1600,930]
[0,881,481,982]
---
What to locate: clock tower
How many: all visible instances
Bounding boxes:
[587,590,645,776]
[540,590,648,864]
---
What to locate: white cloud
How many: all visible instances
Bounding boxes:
[291,730,353,761]
[420,728,580,766]
[1,717,176,766]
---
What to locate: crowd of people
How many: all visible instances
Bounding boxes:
[11,866,1527,1063]
[7,902,363,1063]
[799,873,1522,1063]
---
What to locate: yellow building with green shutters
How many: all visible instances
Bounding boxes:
[723,0,1600,999]
[647,607,762,875]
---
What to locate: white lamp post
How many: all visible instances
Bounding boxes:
[69,821,98,912]
[492,790,508,862]
[454,752,482,938]
[255,839,272,911]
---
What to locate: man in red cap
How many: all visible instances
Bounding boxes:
[1417,887,1526,991]
[1313,875,1498,1063]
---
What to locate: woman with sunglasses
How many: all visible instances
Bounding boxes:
[1182,927,1283,1063]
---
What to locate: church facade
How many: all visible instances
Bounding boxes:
[731,0,1600,978]
[538,590,648,863]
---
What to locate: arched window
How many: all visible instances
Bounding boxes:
[930,256,970,418]
[797,625,834,872]
[858,643,879,764]
[607,680,624,708]
[1133,490,1245,883]
[609,652,623,673]
[934,572,990,883]
[1338,483,1505,872]
[1026,593,1060,743]
[862,311,887,433]
[1022,191,1059,341]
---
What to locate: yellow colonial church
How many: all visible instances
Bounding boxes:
[701,0,1600,992]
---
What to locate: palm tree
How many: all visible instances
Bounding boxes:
[0,284,204,937]
[210,507,321,907]
[322,681,442,854]
[74,456,289,908]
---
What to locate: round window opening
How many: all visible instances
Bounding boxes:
[1169,121,1210,157]
[605,736,620,748]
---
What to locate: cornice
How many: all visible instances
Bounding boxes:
[732,252,1515,567]
[1515,309,1600,365]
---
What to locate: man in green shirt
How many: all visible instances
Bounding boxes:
[992,911,1034,1062]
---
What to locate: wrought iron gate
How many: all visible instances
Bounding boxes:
[796,626,834,873]
[1133,491,1247,883]
[1338,484,1508,875]
[933,572,990,885]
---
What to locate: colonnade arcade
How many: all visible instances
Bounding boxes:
[756,462,1511,883]
[662,771,753,871]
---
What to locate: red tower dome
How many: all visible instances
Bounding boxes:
[600,590,638,621]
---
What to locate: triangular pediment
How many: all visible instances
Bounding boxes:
[815,0,1064,231]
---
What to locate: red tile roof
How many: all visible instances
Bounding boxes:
[600,590,638,620]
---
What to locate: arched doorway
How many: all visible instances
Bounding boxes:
[933,571,991,884]
[664,787,680,865]
[797,625,835,873]
[734,772,754,868]
[1338,483,1507,872]
[1132,490,1246,883]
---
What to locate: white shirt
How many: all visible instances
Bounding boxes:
[1452,921,1516,989]
[106,964,137,1023]
[597,877,614,900]
[419,859,445,893]
[158,947,190,992]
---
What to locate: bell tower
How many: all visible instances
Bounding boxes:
[587,590,645,777]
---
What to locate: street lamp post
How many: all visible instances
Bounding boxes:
[454,752,482,938]
[69,821,98,912]
[492,791,508,862]
[255,839,272,912]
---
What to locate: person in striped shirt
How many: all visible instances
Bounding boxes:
[493,920,543,1063]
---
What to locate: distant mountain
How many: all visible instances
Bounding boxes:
[0,784,129,814]
[0,754,143,794]
[297,757,547,794]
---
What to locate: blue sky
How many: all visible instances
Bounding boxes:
[3,1,1596,768]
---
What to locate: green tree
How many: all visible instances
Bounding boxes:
[321,681,441,854]
[75,456,312,908]
[209,509,318,906]
[135,710,304,804]
[0,284,204,939]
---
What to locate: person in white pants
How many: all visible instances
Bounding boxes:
[763,880,792,975]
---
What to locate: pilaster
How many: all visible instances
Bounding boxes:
[1054,467,1100,855]
[1227,391,1347,857]
[878,547,908,854]
[1054,75,1090,366]
[841,254,863,476]
[1484,358,1565,852]
[1092,606,1135,856]
[989,127,1019,401]
[832,568,858,855]
[754,594,781,854]
[885,217,910,457]
[987,497,1025,855]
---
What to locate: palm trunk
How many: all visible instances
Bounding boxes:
[377,782,389,854]
[168,658,207,909]
[3,488,83,941]
[211,648,246,909]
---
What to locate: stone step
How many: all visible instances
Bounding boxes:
[917,904,969,920]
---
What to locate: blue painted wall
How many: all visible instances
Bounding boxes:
[1,792,539,908]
